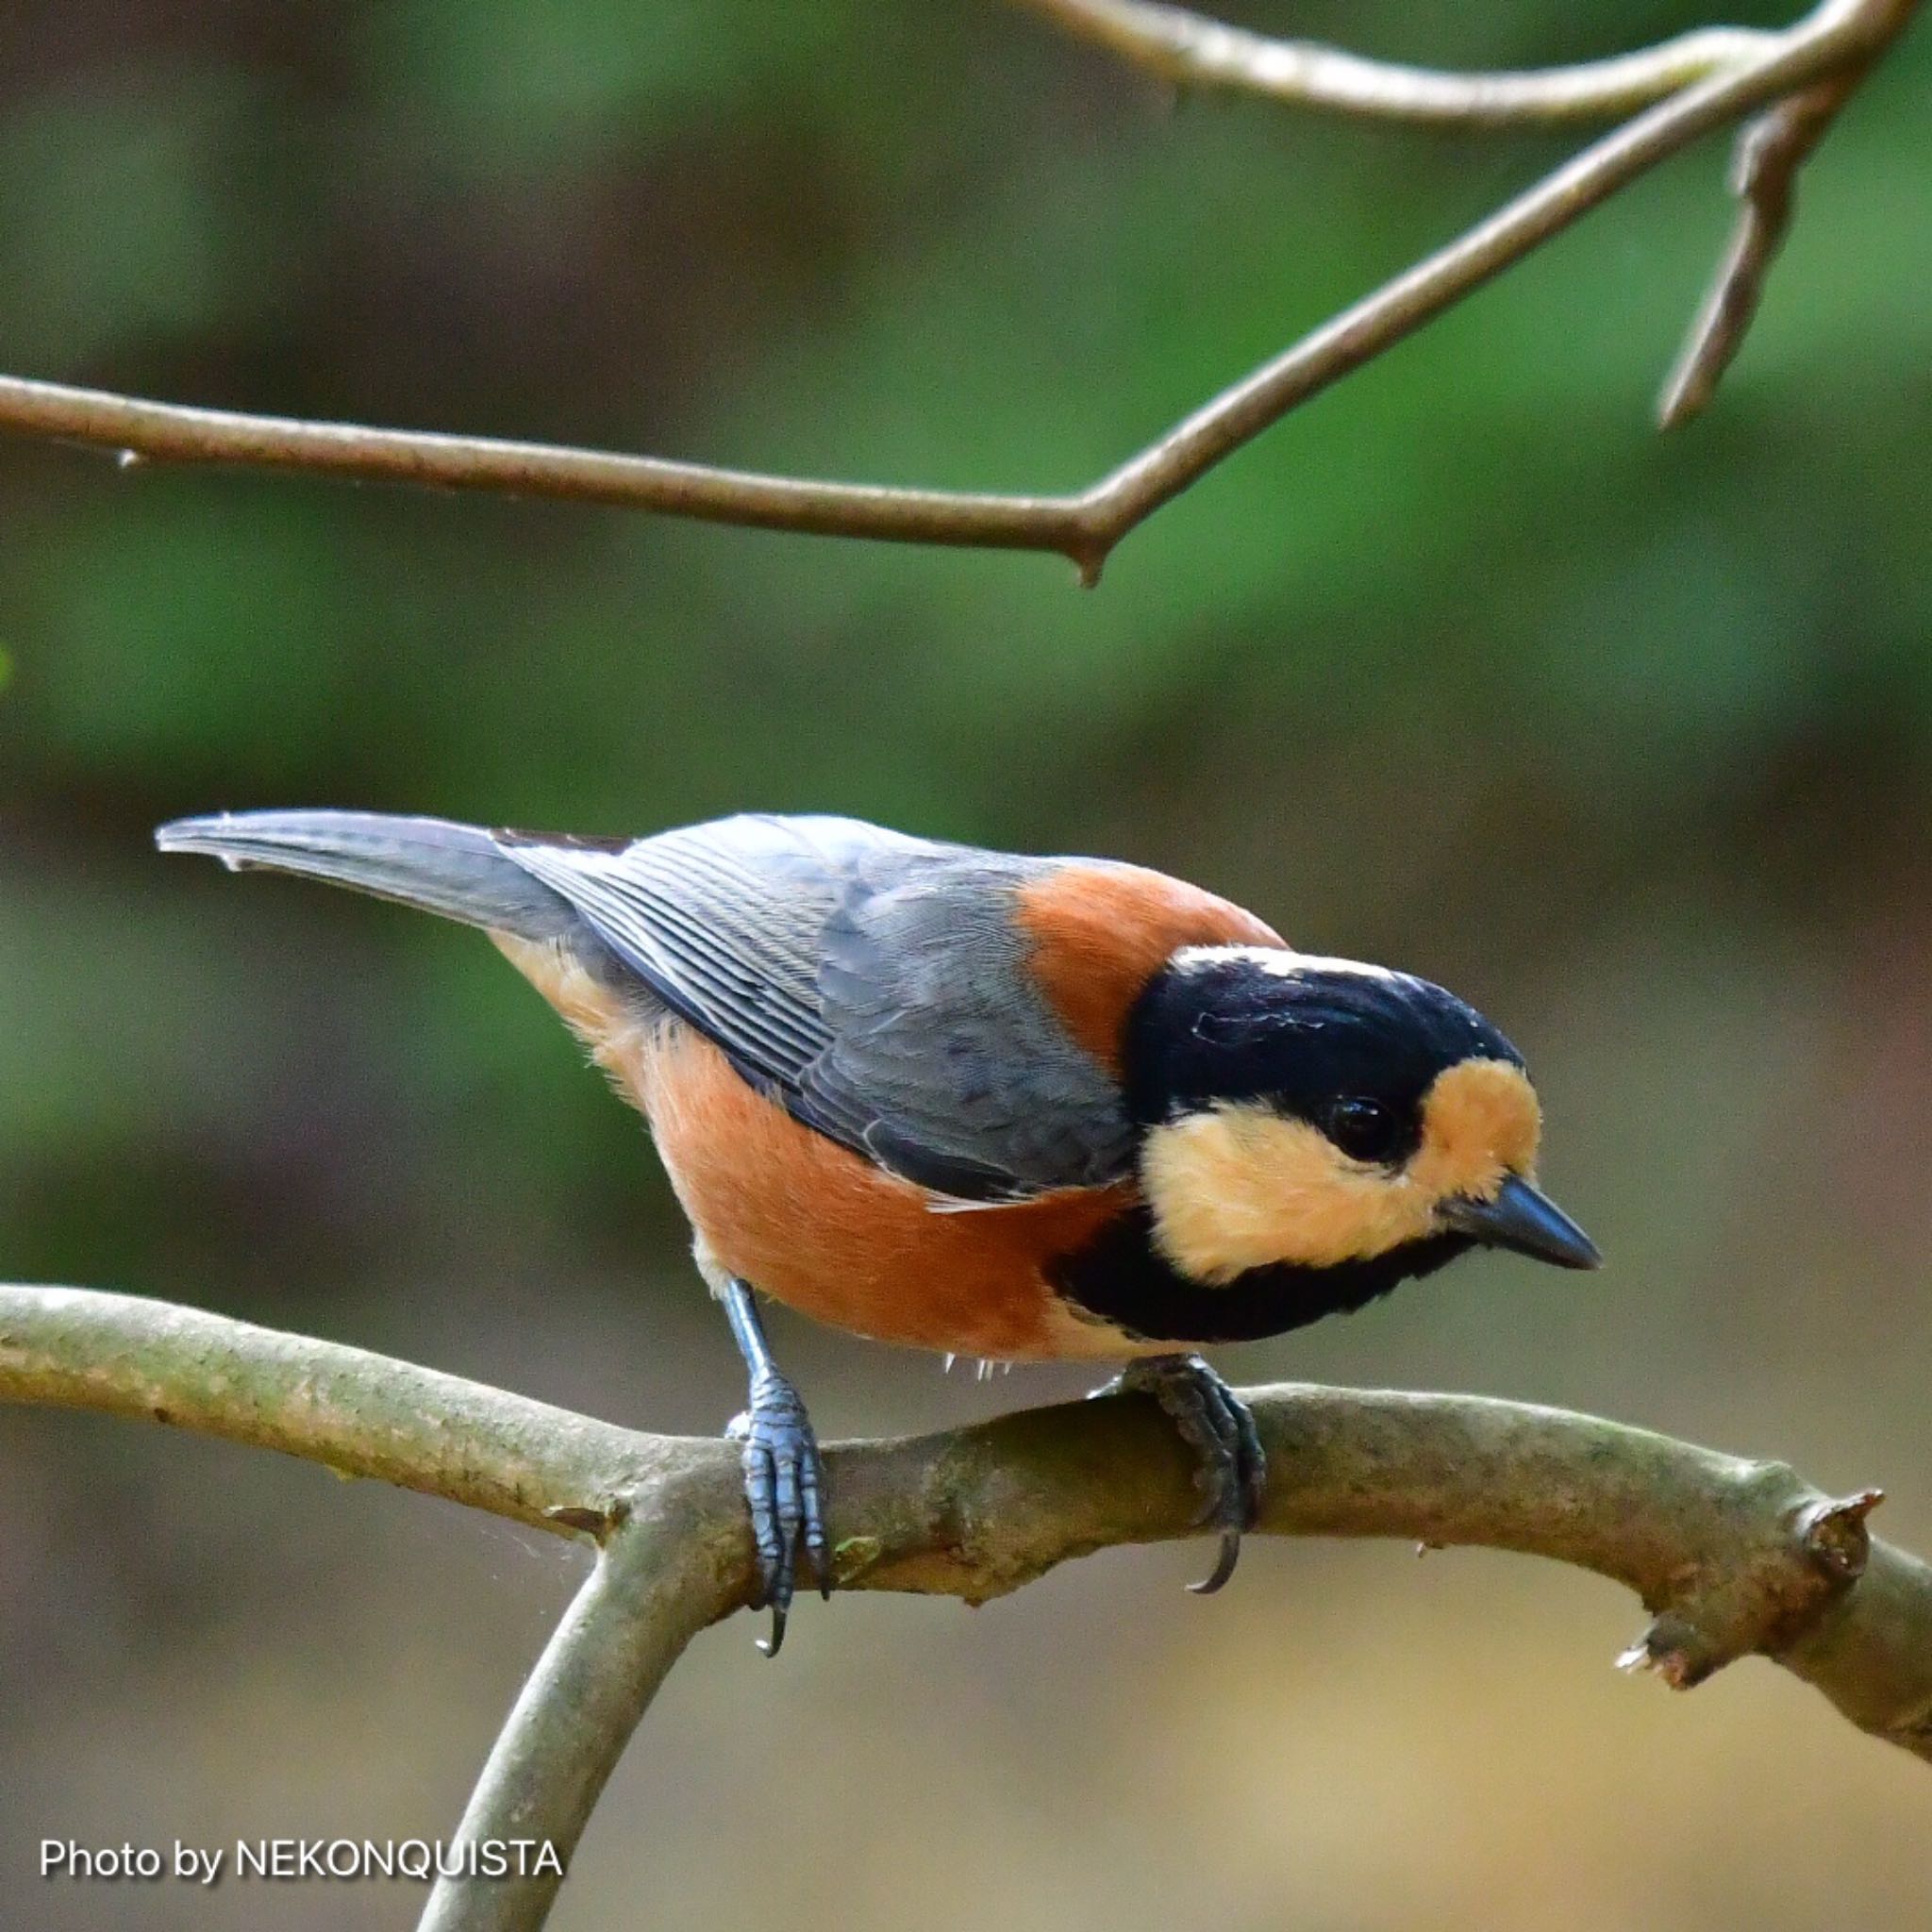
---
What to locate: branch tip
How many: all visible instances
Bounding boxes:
[1799,1487,1885,1578]
[543,1503,615,1536]
[1657,57,1876,429]
[1619,1615,1717,1690]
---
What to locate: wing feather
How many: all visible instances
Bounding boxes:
[499,814,1136,1199]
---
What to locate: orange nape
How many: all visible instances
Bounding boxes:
[1013,862,1283,1072]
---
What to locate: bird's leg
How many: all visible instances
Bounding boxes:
[1096,1355,1266,1594]
[721,1277,829,1656]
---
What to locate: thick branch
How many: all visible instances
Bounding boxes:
[8,1281,1932,1932]
[0,0,1913,578]
[0,1283,665,1526]
[6,1282,1932,1764]
[1018,0,1778,125]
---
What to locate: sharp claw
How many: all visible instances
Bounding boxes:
[1188,1530,1242,1596]
[758,1601,789,1658]
[1105,1355,1264,1593]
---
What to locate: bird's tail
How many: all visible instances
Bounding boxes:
[154,809,576,941]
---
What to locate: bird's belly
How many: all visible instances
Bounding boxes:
[623,1020,1153,1361]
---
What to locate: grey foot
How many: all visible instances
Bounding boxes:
[726,1370,830,1657]
[1102,1355,1265,1593]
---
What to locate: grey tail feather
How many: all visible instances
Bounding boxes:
[154,809,579,941]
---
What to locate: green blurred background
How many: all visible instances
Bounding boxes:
[3,1,1930,1925]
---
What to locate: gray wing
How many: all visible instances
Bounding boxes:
[498,814,1134,1201]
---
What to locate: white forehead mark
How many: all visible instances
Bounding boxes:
[1168,944,1399,982]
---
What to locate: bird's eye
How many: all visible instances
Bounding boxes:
[1321,1095,1402,1164]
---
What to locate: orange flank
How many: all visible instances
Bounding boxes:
[635,1027,1147,1360]
[491,929,1147,1360]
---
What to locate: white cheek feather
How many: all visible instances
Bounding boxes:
[1168,944,1399,982]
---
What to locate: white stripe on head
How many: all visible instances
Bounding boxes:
[1168,944,1399,982]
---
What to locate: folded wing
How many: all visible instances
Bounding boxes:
[500,814,1137,1201]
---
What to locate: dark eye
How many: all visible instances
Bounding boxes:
[1321,1095,1403,1164]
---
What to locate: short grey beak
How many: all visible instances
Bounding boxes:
[1441,1174,1601,1271]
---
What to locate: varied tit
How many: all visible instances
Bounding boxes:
[157,809,1599,1650]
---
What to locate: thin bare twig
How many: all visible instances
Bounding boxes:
[0,0,1915,580]
[1017,0,1779,125]
[5,1282,1932,1932]
[1657,68,1863,425]
[1074,3,1908,541]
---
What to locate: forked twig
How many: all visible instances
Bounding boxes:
[1016,0,1781,125]
[0,0,1916,579]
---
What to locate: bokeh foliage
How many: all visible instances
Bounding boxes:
[1,4,1929,1928]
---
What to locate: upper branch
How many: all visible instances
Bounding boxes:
[0,0,1913,578]
[0,375,1091,559]
[5,1282,1931,1762]
[1016,0,1780,125]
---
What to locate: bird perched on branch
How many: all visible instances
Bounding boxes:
[156,809,1598,1649]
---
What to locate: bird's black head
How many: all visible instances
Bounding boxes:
[1117,946,1597,1287]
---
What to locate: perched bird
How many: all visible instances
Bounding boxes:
[156,809,1598,1649]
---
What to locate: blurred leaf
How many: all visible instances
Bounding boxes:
[0,66,268,369]
[359,0,855,160]
[18,489,363,786]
